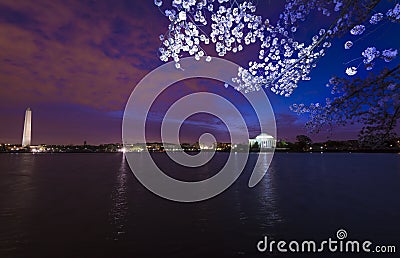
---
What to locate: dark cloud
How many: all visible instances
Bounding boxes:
[0,0,162,111]
[0,3,39,28]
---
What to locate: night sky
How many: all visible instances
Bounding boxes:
[0,0,399,145]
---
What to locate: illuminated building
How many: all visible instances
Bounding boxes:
[249,133,276,149]
[22,108,32,147]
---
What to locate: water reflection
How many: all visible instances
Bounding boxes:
[253,153,283,228]
[109,154,129,241]
[0,154,36,249]
[228,153,283,240]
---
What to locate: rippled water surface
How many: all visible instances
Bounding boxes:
[0,153,399,257]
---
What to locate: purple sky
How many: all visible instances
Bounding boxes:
[0,0,399,145]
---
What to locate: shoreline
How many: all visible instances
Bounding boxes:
[1,150,399,154]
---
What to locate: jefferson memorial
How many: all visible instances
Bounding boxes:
[249,133,276,149]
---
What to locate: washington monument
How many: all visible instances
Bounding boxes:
[22,108,32,147]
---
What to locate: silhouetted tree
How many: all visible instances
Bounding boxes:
[250,141,260,152]
[295,135,312,151]
[293,65,400,147]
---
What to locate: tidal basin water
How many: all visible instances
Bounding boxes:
[0,153,399,257]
